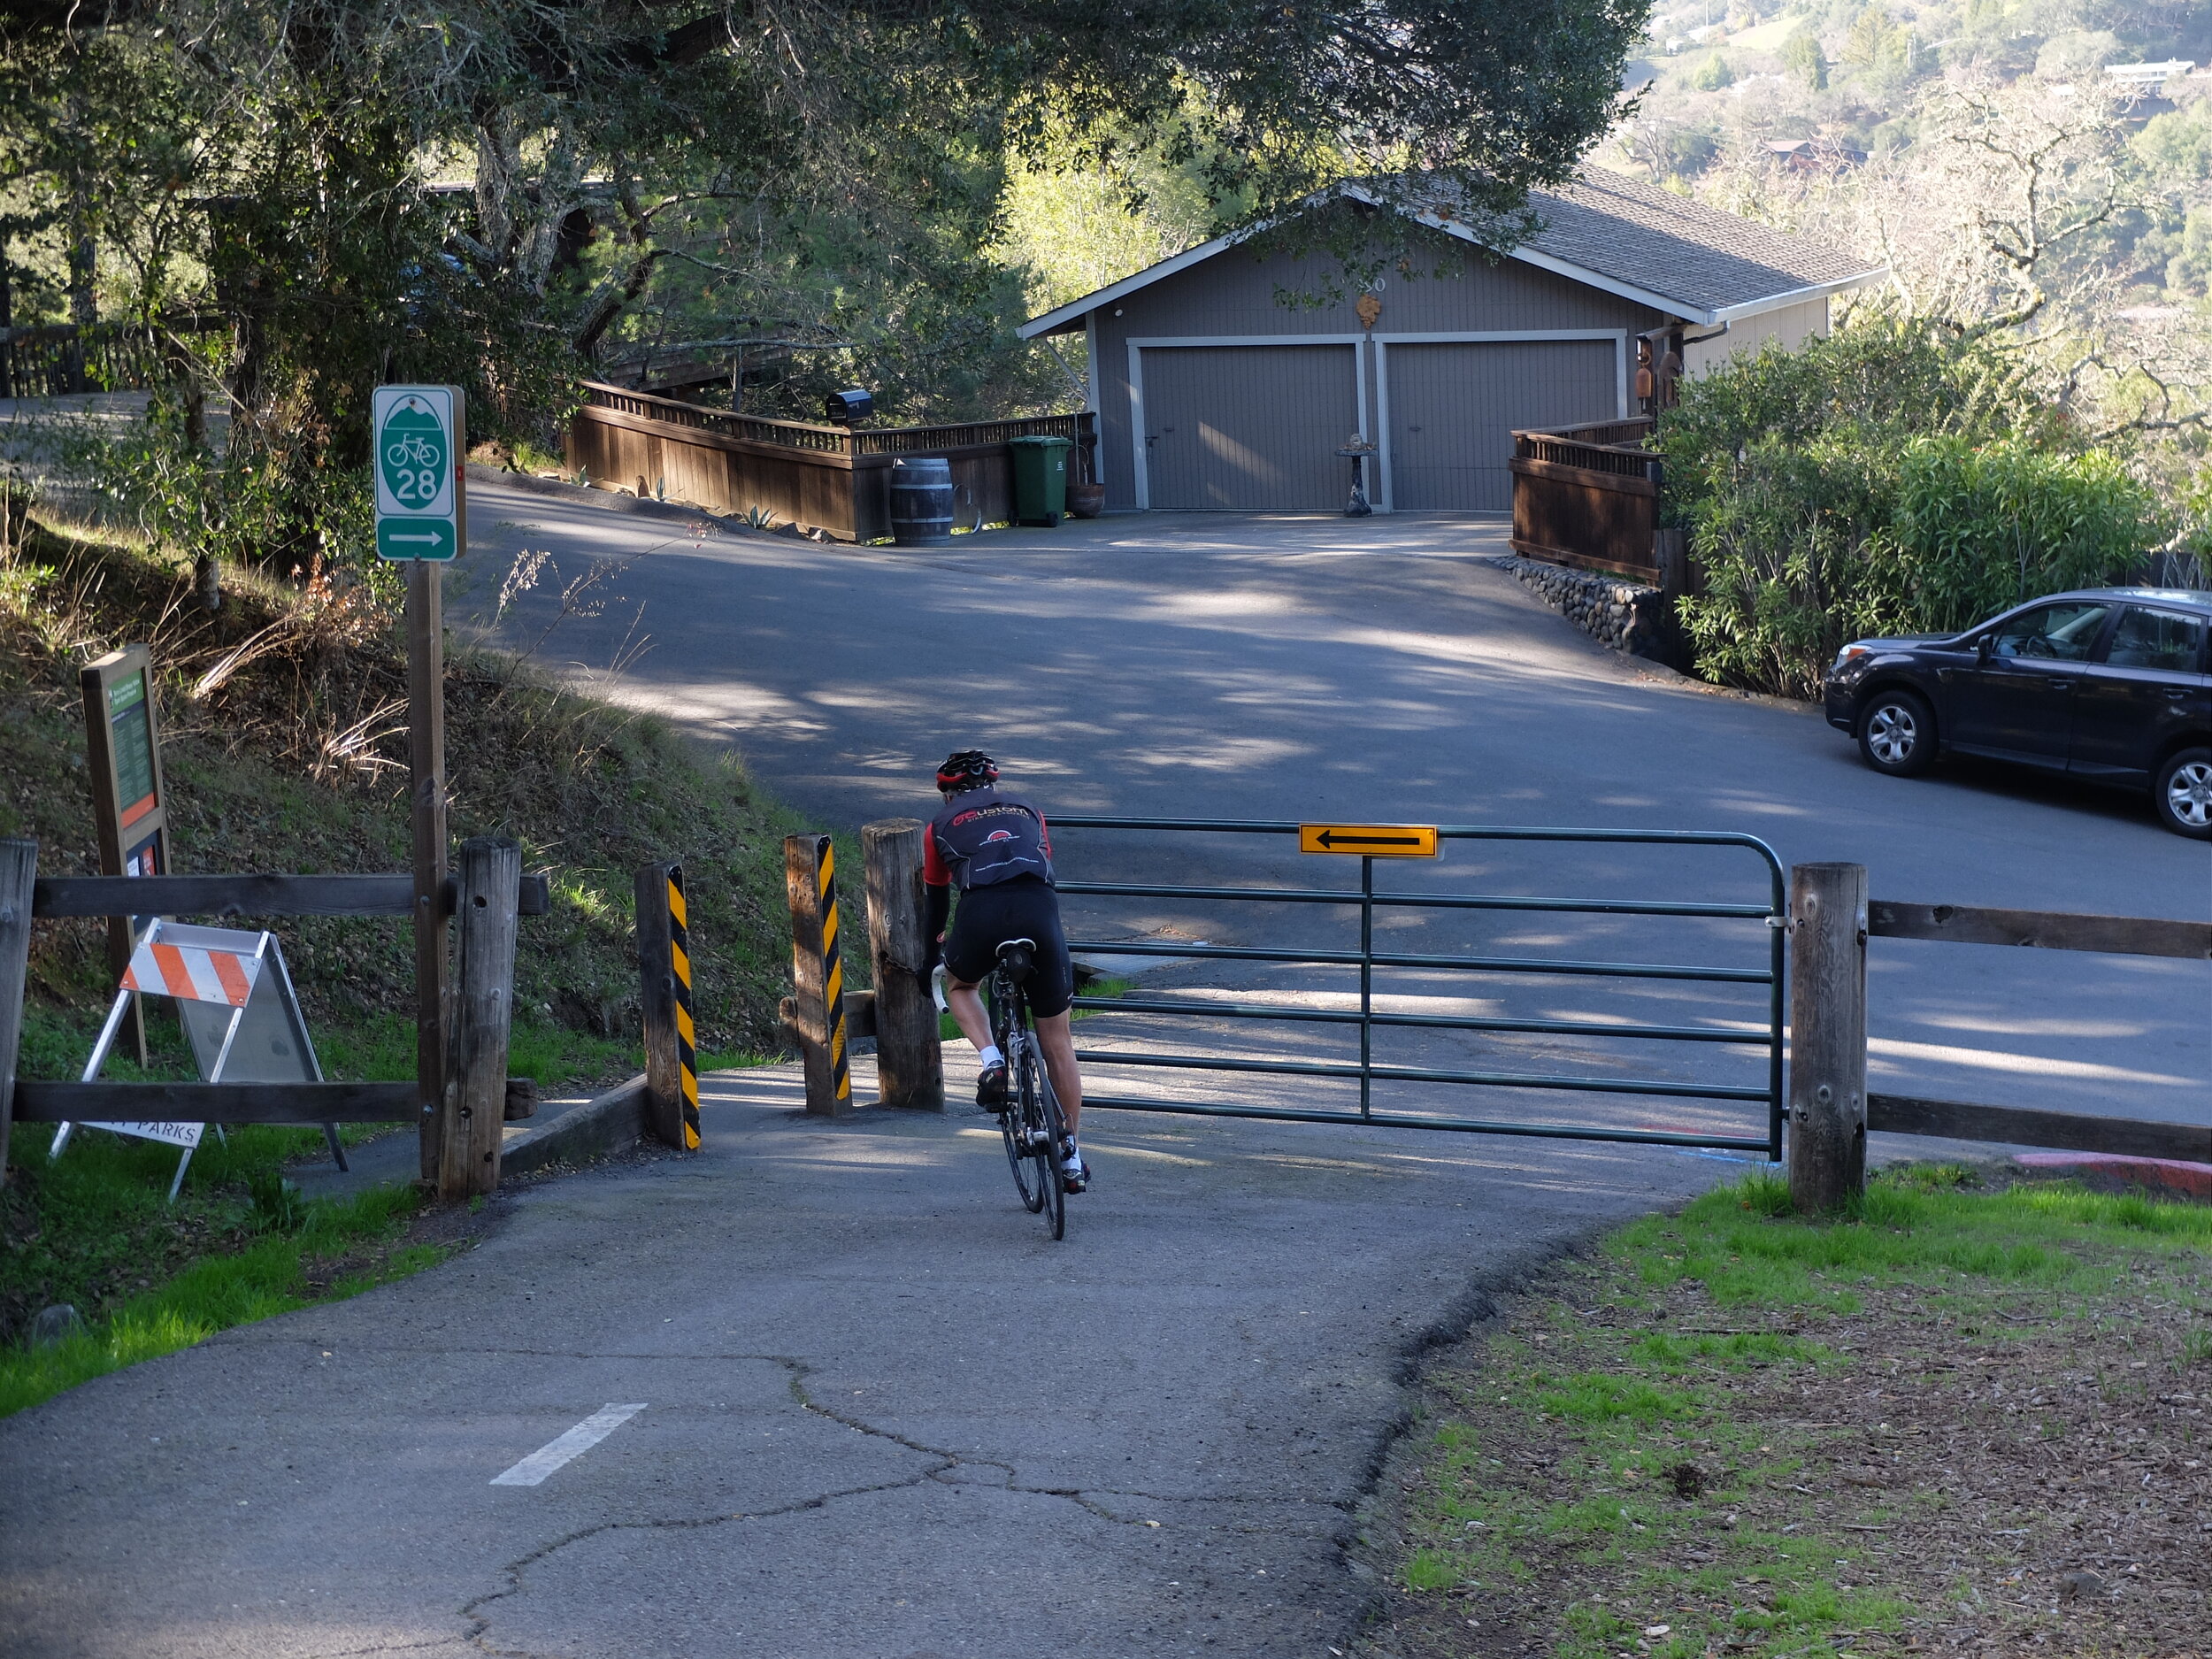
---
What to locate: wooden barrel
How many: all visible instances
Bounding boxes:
[889,457,955,546]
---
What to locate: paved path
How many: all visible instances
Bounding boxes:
[0,1056,1733,1658]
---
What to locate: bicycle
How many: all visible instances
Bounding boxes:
[985,937,1072,1240]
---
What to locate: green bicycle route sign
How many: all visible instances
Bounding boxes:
[373,385,465,562]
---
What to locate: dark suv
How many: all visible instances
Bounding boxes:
[1823,588,2212,839]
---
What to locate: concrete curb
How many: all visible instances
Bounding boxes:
[500,1072,652,1177]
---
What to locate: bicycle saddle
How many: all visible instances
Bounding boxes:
[995,938,1037,984]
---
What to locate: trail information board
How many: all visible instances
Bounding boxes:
[81,646,172,1062]
[373,385,465,562]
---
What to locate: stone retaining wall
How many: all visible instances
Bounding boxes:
[1497,556,1677,663]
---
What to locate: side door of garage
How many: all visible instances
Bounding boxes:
[1141,345,1360,511]
[1386,340,1618,511]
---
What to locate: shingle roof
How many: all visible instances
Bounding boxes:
[1503,169,1880,320]
[1018,167,1884,338]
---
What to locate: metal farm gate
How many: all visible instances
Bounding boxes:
[1048,818,1786,1158]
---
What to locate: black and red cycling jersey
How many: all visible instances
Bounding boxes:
[924,787,1055,892]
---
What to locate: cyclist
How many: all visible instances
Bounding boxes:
[923,749,1088,1192]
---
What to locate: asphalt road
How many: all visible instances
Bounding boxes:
[4,480,2203,1657]
[449,478,2209,1129]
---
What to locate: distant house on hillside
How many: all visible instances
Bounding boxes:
[1019,169,1882,513]
[1765,138,1871,171]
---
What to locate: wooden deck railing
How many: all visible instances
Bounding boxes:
[1509,417,1663,578]
[568,381,1096,542]
[0,317,224,400]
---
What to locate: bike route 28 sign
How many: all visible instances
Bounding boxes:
[373,384,465,562]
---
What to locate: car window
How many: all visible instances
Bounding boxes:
[1989,603,2111,662]
[2103,608,2206,672]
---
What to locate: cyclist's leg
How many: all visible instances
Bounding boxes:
[1033,1010,1084,1137]
[943,976,992,1053]
[941,888,1003,1056]
[1022,888,1082,1137]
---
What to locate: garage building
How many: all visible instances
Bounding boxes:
[1019,170,1883,514]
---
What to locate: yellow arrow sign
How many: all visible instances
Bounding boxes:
[1299,823,1439,857]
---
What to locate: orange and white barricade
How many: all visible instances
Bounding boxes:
[55,920,338,1200]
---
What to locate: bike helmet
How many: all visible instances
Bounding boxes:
[934,749,999,792]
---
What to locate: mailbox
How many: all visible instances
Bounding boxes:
[824,388,874,426]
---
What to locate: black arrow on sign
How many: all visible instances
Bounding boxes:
[1316,829,1425,849]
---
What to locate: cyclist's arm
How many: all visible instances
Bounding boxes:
[923,826,951,969]
[924,881,950,969]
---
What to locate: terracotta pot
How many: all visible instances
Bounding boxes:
[1065,482,1106,519]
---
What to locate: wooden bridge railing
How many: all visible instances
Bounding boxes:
[0,317,226,400]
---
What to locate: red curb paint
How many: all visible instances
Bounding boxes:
[2016,1151,2212,1199]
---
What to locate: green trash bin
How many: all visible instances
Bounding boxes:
[1009,435,1072,526]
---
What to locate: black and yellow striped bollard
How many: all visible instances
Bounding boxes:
[665,866,703,1148]
[636,859,703,1148]
[784,833,854,1114]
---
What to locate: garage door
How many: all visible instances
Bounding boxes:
[1141,345,1360,511]
[1385,341,1618,511]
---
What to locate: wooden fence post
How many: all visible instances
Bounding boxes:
[0,840,37,1184]
[784,833,852,1116]
[1788,862,1869,1213]
[864,819,942,1110]
[439,838,520,1201]
[407,562,449,1185]
[635,861,699,1148]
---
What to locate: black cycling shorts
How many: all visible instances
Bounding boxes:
[943,875,1073,1018]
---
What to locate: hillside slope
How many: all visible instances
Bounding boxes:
[0,511,803,1089]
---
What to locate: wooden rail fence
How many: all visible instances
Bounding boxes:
[1787,868,2212,1209]
[567,381,1096,542]
[1,847,549,1198]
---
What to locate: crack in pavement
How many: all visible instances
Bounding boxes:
[460,1355,1340,1655]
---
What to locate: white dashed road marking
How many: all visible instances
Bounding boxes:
[490,1404,647,1486]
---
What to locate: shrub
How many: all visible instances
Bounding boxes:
[1893,436,2158,631]
[1662,322,2159,696]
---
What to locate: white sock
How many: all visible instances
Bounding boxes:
[979,1044,1003,1070]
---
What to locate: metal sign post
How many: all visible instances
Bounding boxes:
[81,646,172,1065]
[374,385,465,1180]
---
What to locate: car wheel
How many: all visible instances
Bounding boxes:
[1856,688,1937,777]
[2153,747,2212,840]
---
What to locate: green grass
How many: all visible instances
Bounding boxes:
[0,1119,445,1418]
[1379,1166,2212,1657]
[0,507,818,1402]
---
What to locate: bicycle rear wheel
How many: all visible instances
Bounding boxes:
[1011,997,1065,1240]
[1002,1087,1044,1214]
[1033,1056,1068,1242]
[992,984,1043,1213]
